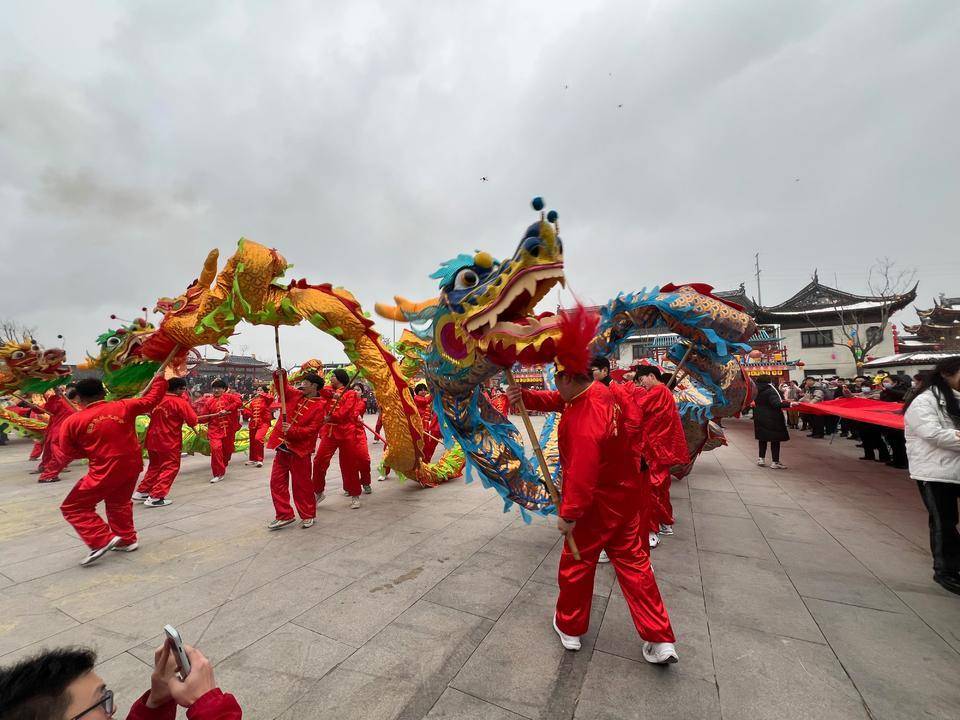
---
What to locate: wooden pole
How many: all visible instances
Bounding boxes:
[667,342,695,390]
[135,344,181,397]
[274,327,287,423]
[505,369,581,561]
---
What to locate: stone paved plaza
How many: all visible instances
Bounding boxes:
[1,418,959,719]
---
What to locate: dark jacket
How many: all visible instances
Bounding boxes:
[753,382,791,442]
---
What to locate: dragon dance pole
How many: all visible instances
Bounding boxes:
[136,344,181,397]
[505,368,581,561]
[273,327,287,423]
[667,341,695,390]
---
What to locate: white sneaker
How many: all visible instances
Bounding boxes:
[112,541,139,552]
[267,518,296,531]
[553,615,581,651]
[255,461,263,468]
[131,491,151,501]
[770,462,787,470]
[362,484,372,495]
[301,518,315,529]
[341,490,351,496]
[81,536,121,566]
[316,492,326,503]
[244,460,256,466]
[210,475,224,484]
[144,497,171,508]
[659,524,674,536]
[598,550,610,564]
[377,474,387,482]
[350,497,361,509]
[756,458,766,466]
[649,532,660,549]
[642,641,679,665]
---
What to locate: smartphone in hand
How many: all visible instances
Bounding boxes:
[163,624,191,681]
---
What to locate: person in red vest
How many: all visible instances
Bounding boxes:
[243,385,275,468]
[312,369,363,508]
[132,377,199,507]
[197,379,243,483]
[505,306,678,665]
[413,383,441,462]
[33,385,77,483]
[57,374,168,566]
[267,370,327,530]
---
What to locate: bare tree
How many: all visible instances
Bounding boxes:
[804,258,916,371]
[0,318,37,344]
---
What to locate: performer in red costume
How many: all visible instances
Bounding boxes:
[197,379,242,483]
[413,383,441,462]
[346,383,373,494]
[243,385,275,468]
[35,385,77,483]
[267,370,327,530]
[58,374,168,566]
[632,365,689,544]
[312,368,363,508]
[132,377,199,507]
[506,306,678,665]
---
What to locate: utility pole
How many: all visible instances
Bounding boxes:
[754,252,763,307]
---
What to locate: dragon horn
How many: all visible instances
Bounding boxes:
[198,249,220,288]
[375,296,439,322]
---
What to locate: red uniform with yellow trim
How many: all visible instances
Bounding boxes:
[414,392,441,462]
[57,377,167,549]
[311,386,362,496]
[38,393,76,482]
[520,381,674,643]
[198,391,243,477]
[243,392,275,463]
[136,392,199,500]
[268,371,327,521]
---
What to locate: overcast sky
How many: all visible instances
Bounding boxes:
[2,1,957,366]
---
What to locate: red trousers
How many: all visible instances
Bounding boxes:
[556,490,674,642]
[248,424,268,462]
[29,440,43,460]
[209,434,235,477]
[423,434,439,463]
[648,465,674,531]
[39,438,69,481]
[353,432,371,486]
[271,451,316,520]
[312,435,361,496]
[137,448,182,499]
[61,459,142,549]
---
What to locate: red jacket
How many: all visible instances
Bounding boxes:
[146,393,199,453]
[198,392,243,439]
[521,382,627,521]
[321,387,358,440]
[414,393,440,435]
[43,393,76,437]
[631,383,688,469]
[242,393,275,428]
[267,373,327,457]
[58,377,167,478]
[125,688,242,720]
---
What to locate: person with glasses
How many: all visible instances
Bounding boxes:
[0,642,241,718]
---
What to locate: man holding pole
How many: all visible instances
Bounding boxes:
[312,369,362,508]
[505,306,678,665]
[198,379,243,483]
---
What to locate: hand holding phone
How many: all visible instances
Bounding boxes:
[163,624,192,681]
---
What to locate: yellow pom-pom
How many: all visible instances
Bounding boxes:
[474,251,494,269]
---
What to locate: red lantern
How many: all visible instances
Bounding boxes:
[796,361,805,367]
[749,349,762,359]
[866,355,875,362]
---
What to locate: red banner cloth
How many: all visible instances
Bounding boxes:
[793,398,904,430]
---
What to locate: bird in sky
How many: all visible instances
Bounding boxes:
[481,177,488,182]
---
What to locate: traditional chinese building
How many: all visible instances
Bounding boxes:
[863,293,960,375]
[188,353,273,392]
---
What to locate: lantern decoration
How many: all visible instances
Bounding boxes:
[796,361,805,367]
[866,355,875,362]
[749,349,762,359]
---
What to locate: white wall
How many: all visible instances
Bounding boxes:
[785,327,896,380]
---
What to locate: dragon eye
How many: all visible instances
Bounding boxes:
[454,269,480,291]
[10,350,25,360]
[106,337,122,348]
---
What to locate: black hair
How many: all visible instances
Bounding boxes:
[259,385,270,393]
[903,356,960,424]
[167,377,187,393]
[65,387,78,400]
[589,356,611,384]
[0,647,96,719]
[634,365,663,382]
[301,372,325,389]
[211,379,227,389]
[415,382,428,393]
[332,369,350,386]
[74,379,105,401]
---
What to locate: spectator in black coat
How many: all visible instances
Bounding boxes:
[753,376,791,469]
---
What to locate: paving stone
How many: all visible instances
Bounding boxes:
[735,484,801,509]
[805,597,960,719]
[309,523,432,579]
[451,579,605,719]
[700,551,824,643]
[92,651,156,720]
[689,488,751,518]
[425,688,526,719]
[890,587,960,653]
[574,650,720,720]
[424,549,540,620]
[747,505,835,545]
[693,513,774,559]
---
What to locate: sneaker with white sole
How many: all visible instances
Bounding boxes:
[255,461,263,468]
[341,490,351,496]
[112,541,139,552]
[81,536,121,566]
[553,615,581,651]
[659,523,674,536]
[131,491,151,501]
[362,484,372,495]
[301,518,315,528]
[267,518,296,531]
[756,458,766,466]
[244,460,257,466]
[210,475,224,484]
[144,497,171,508]
[642,641,679,665]
[649,532,660,549]
[316,492,326,503]
[598,549,611,564]
[350,497,361,509]
[377,474,387,482]
[770,462,787,470]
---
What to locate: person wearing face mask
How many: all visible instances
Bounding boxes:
[903,356,960,595]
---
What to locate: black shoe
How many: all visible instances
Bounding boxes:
[933,573,960,595]
[855,443,864,448]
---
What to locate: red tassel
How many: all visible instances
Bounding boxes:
[555,304,599,376]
